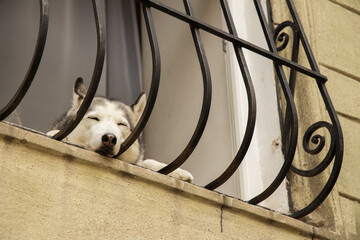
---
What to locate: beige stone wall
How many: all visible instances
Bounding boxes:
[271,0,360,239]
[0,123,340,239]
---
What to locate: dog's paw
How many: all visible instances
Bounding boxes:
[46,130,60,137]
[139,159,194,183]
[169,168,194,183]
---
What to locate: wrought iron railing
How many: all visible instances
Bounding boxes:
[0,0,343,219]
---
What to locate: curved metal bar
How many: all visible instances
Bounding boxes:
[0,0,49,121]
[274,21,295,52]
[285,0,343,218]
[290,87,343,219]
[158,0,212,175]
[114,2,161,157]
[204,0,257,190]
[303,123,327,155]
[53,0,105,140]
[248,0,299,205]
[290,121,336,177]
[276,32,289,52]
[273,18,337,178]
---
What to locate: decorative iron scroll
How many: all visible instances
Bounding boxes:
[270,0,343,218]
[0,0,343,219]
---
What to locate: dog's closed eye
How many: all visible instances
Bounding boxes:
[88,116,100,121]
[118,122,127,127]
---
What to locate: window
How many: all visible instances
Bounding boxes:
[0,0,343,219]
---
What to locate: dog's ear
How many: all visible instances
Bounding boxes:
[72,77,87,109]
[131,92,146,123]
[74,77,87,100]
[65,78,88,118]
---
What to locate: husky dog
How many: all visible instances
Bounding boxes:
[47,78,193,183]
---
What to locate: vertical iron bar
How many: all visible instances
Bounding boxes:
[0,0,49,121]
[205,0,257,190]
[248,0,298,204]
[115,2,161,157]
[53,0,105,140]
[158,0,212,175]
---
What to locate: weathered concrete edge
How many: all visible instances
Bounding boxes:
[0,122,341,240]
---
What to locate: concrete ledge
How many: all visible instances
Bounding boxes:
[0,122,341,239]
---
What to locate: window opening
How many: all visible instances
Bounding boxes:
[0,0,343,219]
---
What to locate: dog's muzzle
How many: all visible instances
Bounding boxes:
[102,133,117,147]
[96,133,117,156]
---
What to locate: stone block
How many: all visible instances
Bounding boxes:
[311,0,360,78]
[330,0,360,13]
[337,116,360,200]
[322,65,360,119]
[340,196,360,240]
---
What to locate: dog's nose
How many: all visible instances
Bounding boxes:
[102,134,117,147]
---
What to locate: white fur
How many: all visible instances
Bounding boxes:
[139,159,194,182]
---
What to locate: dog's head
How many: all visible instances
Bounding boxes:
[66,78,146,160]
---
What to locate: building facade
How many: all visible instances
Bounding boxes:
[0,0,359,239]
